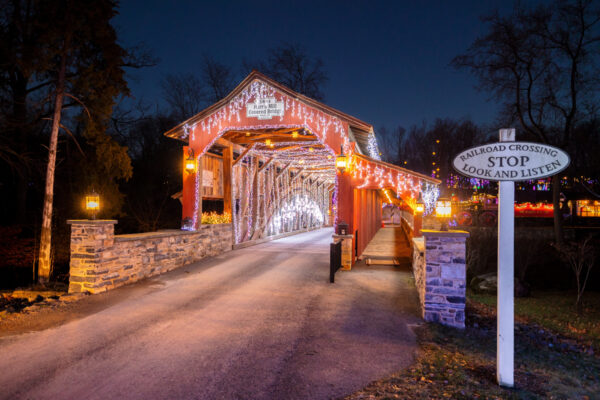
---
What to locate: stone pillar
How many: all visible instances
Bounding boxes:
[421,229,469,328]
[66,220,117,294]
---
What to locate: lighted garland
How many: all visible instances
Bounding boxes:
[231,151,331,243]
[350,157,422,200]
[366,131,382,160]
[187,80,348,158]
[421,182,440,216]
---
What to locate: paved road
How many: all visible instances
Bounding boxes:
[0,228,420,400]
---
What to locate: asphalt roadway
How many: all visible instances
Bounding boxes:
[0,228,420,400]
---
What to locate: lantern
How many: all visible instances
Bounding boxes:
[414,193,425,214]
[336,146,348,173]
[436,199,452,231]
[185,150,197,174]
[85,191,100,219]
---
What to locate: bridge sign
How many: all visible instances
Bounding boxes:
[452,142,570,181]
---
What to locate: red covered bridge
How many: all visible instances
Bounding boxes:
[165,71,439,262]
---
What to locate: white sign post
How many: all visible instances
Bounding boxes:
[452,129,570,388]
[497,128,515,387]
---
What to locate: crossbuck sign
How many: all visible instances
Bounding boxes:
[453,129,569,387]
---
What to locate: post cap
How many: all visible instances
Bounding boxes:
[67,219,118,225]
[421,229,470,237]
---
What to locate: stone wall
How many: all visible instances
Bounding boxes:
[67,220,232,294]
[411,229,469,328]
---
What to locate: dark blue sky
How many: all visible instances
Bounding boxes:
[114,1,523,131]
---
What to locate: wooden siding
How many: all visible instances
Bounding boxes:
[201,154,223,199]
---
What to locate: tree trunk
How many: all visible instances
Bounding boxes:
[552,174,564,246]
[37,48,67,283]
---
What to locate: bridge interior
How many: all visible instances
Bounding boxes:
[203,127,336,244]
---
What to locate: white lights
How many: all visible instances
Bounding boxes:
[189,80,348,158]
[421,182,440,216]
[366,132,382,160]
[268,194,324,235]
[231,145,332,244]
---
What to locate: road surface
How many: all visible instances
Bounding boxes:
[0,228,420,400]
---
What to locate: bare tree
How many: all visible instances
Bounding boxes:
[201,55,235,103]
[248,43,328,101]
[452,0,600,244]
[160,74,206,121]
[554,236,596,311]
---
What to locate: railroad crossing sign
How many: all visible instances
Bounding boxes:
[452,129,569,387]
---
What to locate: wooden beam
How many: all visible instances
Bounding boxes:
[276,163,292,179]
[258,157,274,172]
[291,170,305,183]
[215,137,245,154]
[270,144,325,152]
[233,143,255,166]
[222,145,233,215]
[231,136,318,145]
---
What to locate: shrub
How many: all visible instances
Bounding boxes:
[201,212,232,224]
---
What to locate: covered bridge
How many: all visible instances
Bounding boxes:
[164,71,439,262]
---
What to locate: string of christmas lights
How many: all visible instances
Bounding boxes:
[232,150,331,244]
[186,80,350,158]
[366,131,382,160]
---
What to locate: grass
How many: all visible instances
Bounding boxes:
[470,290,600,352]
[345,291,600,399]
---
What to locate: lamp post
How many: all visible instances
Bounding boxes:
[436,199,452,231]
[85,191,100,220]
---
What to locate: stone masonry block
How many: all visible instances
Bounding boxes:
[441,265,465,279]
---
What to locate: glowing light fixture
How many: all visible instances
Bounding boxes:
[85,191,100,220]
[292,131,299,139]
[436,200,452,231]
[336,146,348,173]
[185,149,197,174]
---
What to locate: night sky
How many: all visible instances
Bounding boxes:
[114,1,523,131]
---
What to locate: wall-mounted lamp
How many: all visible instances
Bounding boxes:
[415,193,425,214]
[185,149,197,174]
[336,145,348,173]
